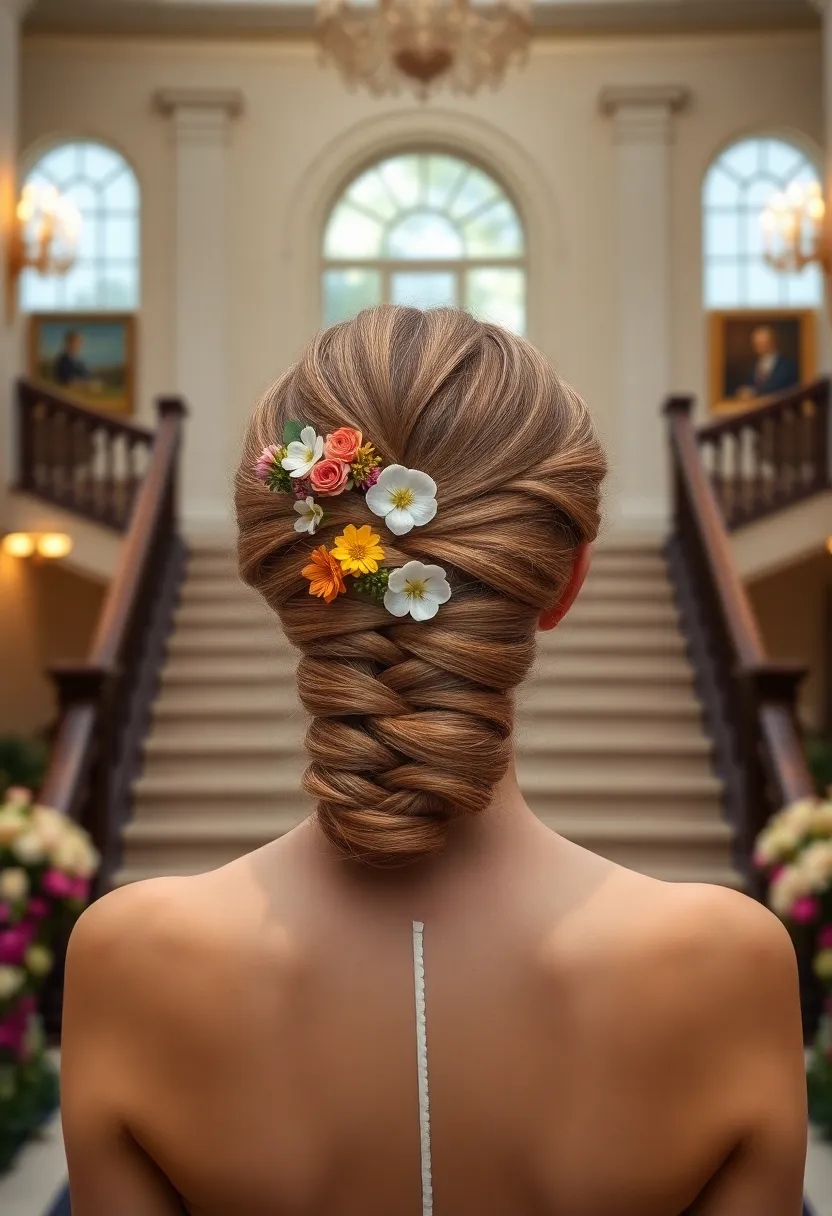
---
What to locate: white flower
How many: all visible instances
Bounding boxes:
[281,426,324,478]
[0,868,29,902]
[384,561,451,622]
[51,831,99,878]
[293,495,324,535]
[365,465,437,537]
[31,806,70,853]
[769,862,817,915]
[0,809,26,846]
[0,966,24,1001]
[24,944,53,977]
[12,831,46,865]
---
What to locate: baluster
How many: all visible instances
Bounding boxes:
[103,425,116,525]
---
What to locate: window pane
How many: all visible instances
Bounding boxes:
[391,271,457,309]
[323,268,382,325]
[61,264,100,309]
[99,266,139,308]
[377,155,422,209]
[324,202,384,258]
[386,211,463,259]
[448,166,500,220]
[745,261,781,306]
[703,167,739,208]
[745,175,782,207]
[704,262,739,308]
[81,143,123,183]
[38,144,80,186]
[764,140,806,180]
[103,171,139,211]
[104,216,138,259]
[465,268,525,334]
[78,213,102,259]
[720,140,761,178]
[20,267,59,311]
[784,264,823,307]
[462,200,523,257]
[346,169,399,222]
[703,211,739,258]
[426,155,468,209]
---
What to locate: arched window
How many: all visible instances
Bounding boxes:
[703,136,822,308]
[322,151,526,334]
[20,139,140,311]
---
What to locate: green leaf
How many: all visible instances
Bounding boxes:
[282,420,308,446]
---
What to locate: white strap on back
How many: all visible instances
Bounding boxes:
[412,920,434,1216]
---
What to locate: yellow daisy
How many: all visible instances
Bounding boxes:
[331,523,385,576]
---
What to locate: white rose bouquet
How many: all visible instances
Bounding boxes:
[754,792,832,1134]
[0,786,99,1173]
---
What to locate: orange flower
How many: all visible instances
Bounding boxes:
[325,426,363,463]
[301,545,346,604]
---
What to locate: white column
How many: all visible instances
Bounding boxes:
[0,0,31,480]
[600,85,689,534]
[154,88,244,540]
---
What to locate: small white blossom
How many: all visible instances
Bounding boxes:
[0,809,26,846]
[384,561,452,622]
[293,495,324,535]
[0,966,25,1001]
[281,426,324,478]
[12,831,46,865]
[25,944,53,977]
[365,465,437,536]
[0,867,29,902]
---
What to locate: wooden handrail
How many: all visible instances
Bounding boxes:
[694,377,830,531]
[15,379,156,531]
[664,395,815,896]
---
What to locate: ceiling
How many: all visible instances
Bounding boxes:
[24,0,820,37]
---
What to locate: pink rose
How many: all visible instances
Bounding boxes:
[41,869,76,900]
[790,896,820,924]
[0,1016,26,1058]
[68,877,90,902]
[770,864,786,881]
[26,897,49,919]
[309,459,350,497]
[819,926,832,950]
[0,922,35,965]
[324,427,362,464]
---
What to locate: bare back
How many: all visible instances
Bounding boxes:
[61,804,806,1216]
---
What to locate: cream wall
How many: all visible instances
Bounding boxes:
[16,29,824,534]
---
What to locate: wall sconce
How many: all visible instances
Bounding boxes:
[1,532,73,560]
[5,182,81,321]
[762,181,829,275]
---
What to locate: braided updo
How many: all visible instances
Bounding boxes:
[235,306,606,867]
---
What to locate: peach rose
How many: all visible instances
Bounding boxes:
[309,458,350,496]
[324,427,362,463]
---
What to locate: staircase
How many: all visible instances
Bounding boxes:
[116,538,740,888]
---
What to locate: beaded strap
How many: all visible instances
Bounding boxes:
[413,920,434,1216]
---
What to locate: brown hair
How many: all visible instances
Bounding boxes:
[235,306,606,867]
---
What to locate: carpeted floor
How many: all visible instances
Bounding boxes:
[43,1184,818,1216]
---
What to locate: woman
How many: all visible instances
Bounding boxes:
[61,306,806,1215]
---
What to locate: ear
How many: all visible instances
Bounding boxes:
[538,542,593,632]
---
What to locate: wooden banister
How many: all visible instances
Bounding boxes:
[696,378,830,531]
[15,378,156,531]
[664,395,815,897]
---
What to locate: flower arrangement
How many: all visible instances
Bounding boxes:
[0,787,99,1173]
[254,420,451,621]
[754,792,832,1135]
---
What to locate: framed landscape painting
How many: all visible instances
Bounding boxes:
[28,313,135,415]
[708,308,816,413]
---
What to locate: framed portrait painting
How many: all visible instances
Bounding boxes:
[28,313,136,415]
[708,308,816,413]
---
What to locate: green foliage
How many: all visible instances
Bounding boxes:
[0,1050,59,1174]
[0,737,47,801]
[282,419,309,446]
[352,568,390,601]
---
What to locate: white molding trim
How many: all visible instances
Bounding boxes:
[153,88,245,119]
[599,84,691,116]
[281,106,561,353]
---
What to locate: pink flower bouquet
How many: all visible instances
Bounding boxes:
[0,786,98,1171]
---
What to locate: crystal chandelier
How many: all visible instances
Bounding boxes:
[761,180,830,275]
[315,0,533,97]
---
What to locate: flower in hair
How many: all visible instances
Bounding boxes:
[254,445,281,483]
[351,441,382,489]
[384,561,451,621]
[331,524,385,576]
[282,425,324,479]
[301,545,346,603]
[365,466,438,536]
[310,458,351,497]
[325,427,363,463]
[293,496,324,535]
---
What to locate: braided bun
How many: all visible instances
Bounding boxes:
[235,306,606,867]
